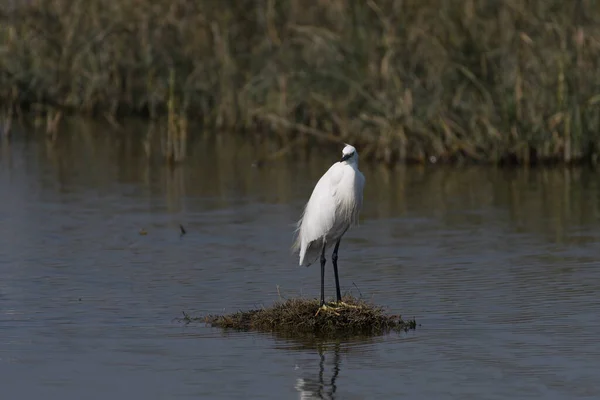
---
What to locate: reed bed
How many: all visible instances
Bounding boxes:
[1,0,600,165]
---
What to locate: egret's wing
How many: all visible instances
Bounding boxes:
[292,163,346,266]
[300,163,345,243]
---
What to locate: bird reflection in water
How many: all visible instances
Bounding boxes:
[294,343,341,400]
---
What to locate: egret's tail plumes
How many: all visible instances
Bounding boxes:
[298,240,323,267]
[292,208,323,267]
[291,216,304,263]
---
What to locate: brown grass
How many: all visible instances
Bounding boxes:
[182,295,416,339]
[2,0,600,165]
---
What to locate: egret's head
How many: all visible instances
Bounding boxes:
[340,144,358,163]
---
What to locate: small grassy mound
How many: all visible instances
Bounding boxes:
[183,295,416,338]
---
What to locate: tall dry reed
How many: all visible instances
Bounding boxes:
[1,0,600,164]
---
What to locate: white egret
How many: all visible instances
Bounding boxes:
[292,144,365,311]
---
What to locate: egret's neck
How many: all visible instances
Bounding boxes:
[345,159,359,169]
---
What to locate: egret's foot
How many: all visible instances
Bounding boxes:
[314,304,340,316]
[332,301,360,309]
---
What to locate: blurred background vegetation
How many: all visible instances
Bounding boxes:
[1,0,600,165]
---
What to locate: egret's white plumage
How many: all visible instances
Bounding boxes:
[292,144,365,306]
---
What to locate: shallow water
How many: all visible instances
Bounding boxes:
[1,123,600,399]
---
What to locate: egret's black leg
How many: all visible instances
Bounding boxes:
[332,238,342,302]
[320,242,327,307]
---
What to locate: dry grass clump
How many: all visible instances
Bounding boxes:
[183,295,416,338]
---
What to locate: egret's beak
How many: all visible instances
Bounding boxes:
[340,153,352,162]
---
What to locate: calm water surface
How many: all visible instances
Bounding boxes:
[1,124,600,399]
